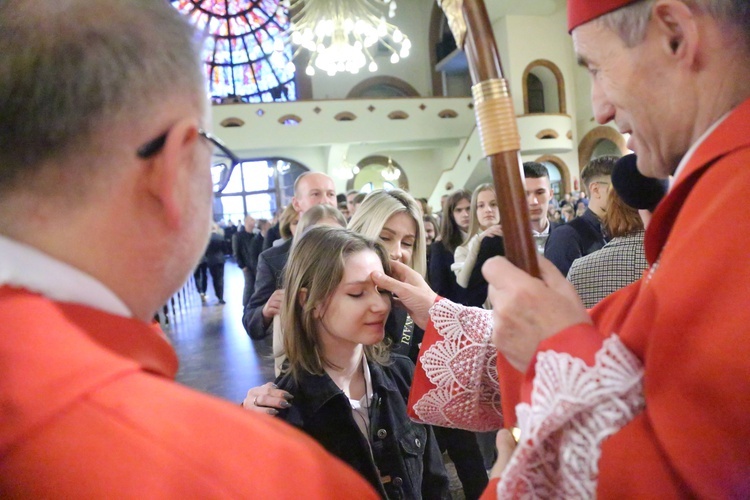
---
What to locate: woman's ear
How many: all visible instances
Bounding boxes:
[298,287,308,307]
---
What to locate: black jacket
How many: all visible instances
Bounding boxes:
[427,240,464,303]
[262,223,282,251]
[384,306,423,363]
[233,230,257,271]
[545,209,606,276]
[463,220,563,307]
[275,355,450,500]
[204,232,226,267]
[242,238,291,339]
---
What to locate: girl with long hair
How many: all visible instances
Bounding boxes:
[273,226,449,499]
[427,189,471,302]
[452,184,502,306]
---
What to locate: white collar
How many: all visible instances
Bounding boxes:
[670,111,730,190]
[532,219,550,236]
[0,235,131,317]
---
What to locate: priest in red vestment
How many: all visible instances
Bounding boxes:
[374,0,750,497]
[0,1,376,497]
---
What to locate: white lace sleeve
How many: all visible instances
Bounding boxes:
[497,335,645,498]
[410,299,503,431]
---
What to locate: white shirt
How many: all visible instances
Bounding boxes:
[671,112,730,189]
[532,219,551,237]
[348,357,374,440]
[0,235,131,317]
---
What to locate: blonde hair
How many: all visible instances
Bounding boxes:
[281,226,391,380]
[462,183,496,248]
[278,204,299,240]
[295,204,347,237]
[347,189,427,276]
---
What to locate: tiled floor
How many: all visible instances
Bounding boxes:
[162,260,274,403]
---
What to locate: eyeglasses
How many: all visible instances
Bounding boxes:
[136,128,241,193]
[137,128,240,164]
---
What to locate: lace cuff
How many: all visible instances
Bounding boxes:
[497,335,645,498]
[410,299,502,431]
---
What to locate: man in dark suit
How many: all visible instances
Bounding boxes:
[242,172,337,339]
[261,213,282,251]
[465,163,563,306]
[545,156,615,276]
[233,215,258,306]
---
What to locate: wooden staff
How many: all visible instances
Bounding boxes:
[440,0,540,428]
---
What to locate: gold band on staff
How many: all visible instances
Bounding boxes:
[472,78,521,157]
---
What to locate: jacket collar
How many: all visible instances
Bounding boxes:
[295,358,400,414]
[645,97,750,263]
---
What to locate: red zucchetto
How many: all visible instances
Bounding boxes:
[568,0,641,32]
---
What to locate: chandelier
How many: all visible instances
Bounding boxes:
[381,157,401,181]
[286,0,411,76]
[334,156,361,180]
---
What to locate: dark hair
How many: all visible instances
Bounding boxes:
[523,162,550,179]
[440,189,471,254]
[353,192,367,204]
[423,213,438,235]
[581,155,617,195]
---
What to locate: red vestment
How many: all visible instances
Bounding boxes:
[0,286,377,498]
[409,98,750,498]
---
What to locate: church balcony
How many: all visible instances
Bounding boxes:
[211,97,476,157]
[517,113,574,156]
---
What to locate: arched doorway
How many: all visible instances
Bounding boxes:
[346,156,409,192]
[578,126,628,170]
[535,155,571,199]
[522,60,566,114]
[428,3,471,98]
[347,76,420,98]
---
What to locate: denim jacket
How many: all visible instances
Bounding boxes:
[274,354,450,500]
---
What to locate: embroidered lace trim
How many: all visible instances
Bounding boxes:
[411,299,502,431]
[497,335,645,498]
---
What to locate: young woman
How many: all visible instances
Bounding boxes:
[422,214,438,248]
[273,204,348,375]
[347,189,426,358]
[422,213,438,271]
[452,184,502,301]
[274,226,449,499]
[348,189,426,277]
[427,189,471,302]
[349,189,490,499]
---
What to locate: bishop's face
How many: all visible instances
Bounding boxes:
[573,19,695,179]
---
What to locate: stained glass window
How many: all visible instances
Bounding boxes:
[172,0,296,103]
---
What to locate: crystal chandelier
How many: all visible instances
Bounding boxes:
[286,0,411,76]
[381,157,401,181]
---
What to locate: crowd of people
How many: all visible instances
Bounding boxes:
[3,0,749,498]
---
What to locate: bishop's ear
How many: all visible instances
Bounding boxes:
[652,0,698,64]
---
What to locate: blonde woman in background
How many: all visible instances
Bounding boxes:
[348,189,426,277]
[451,184,502,297]
[246,189,426,411]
